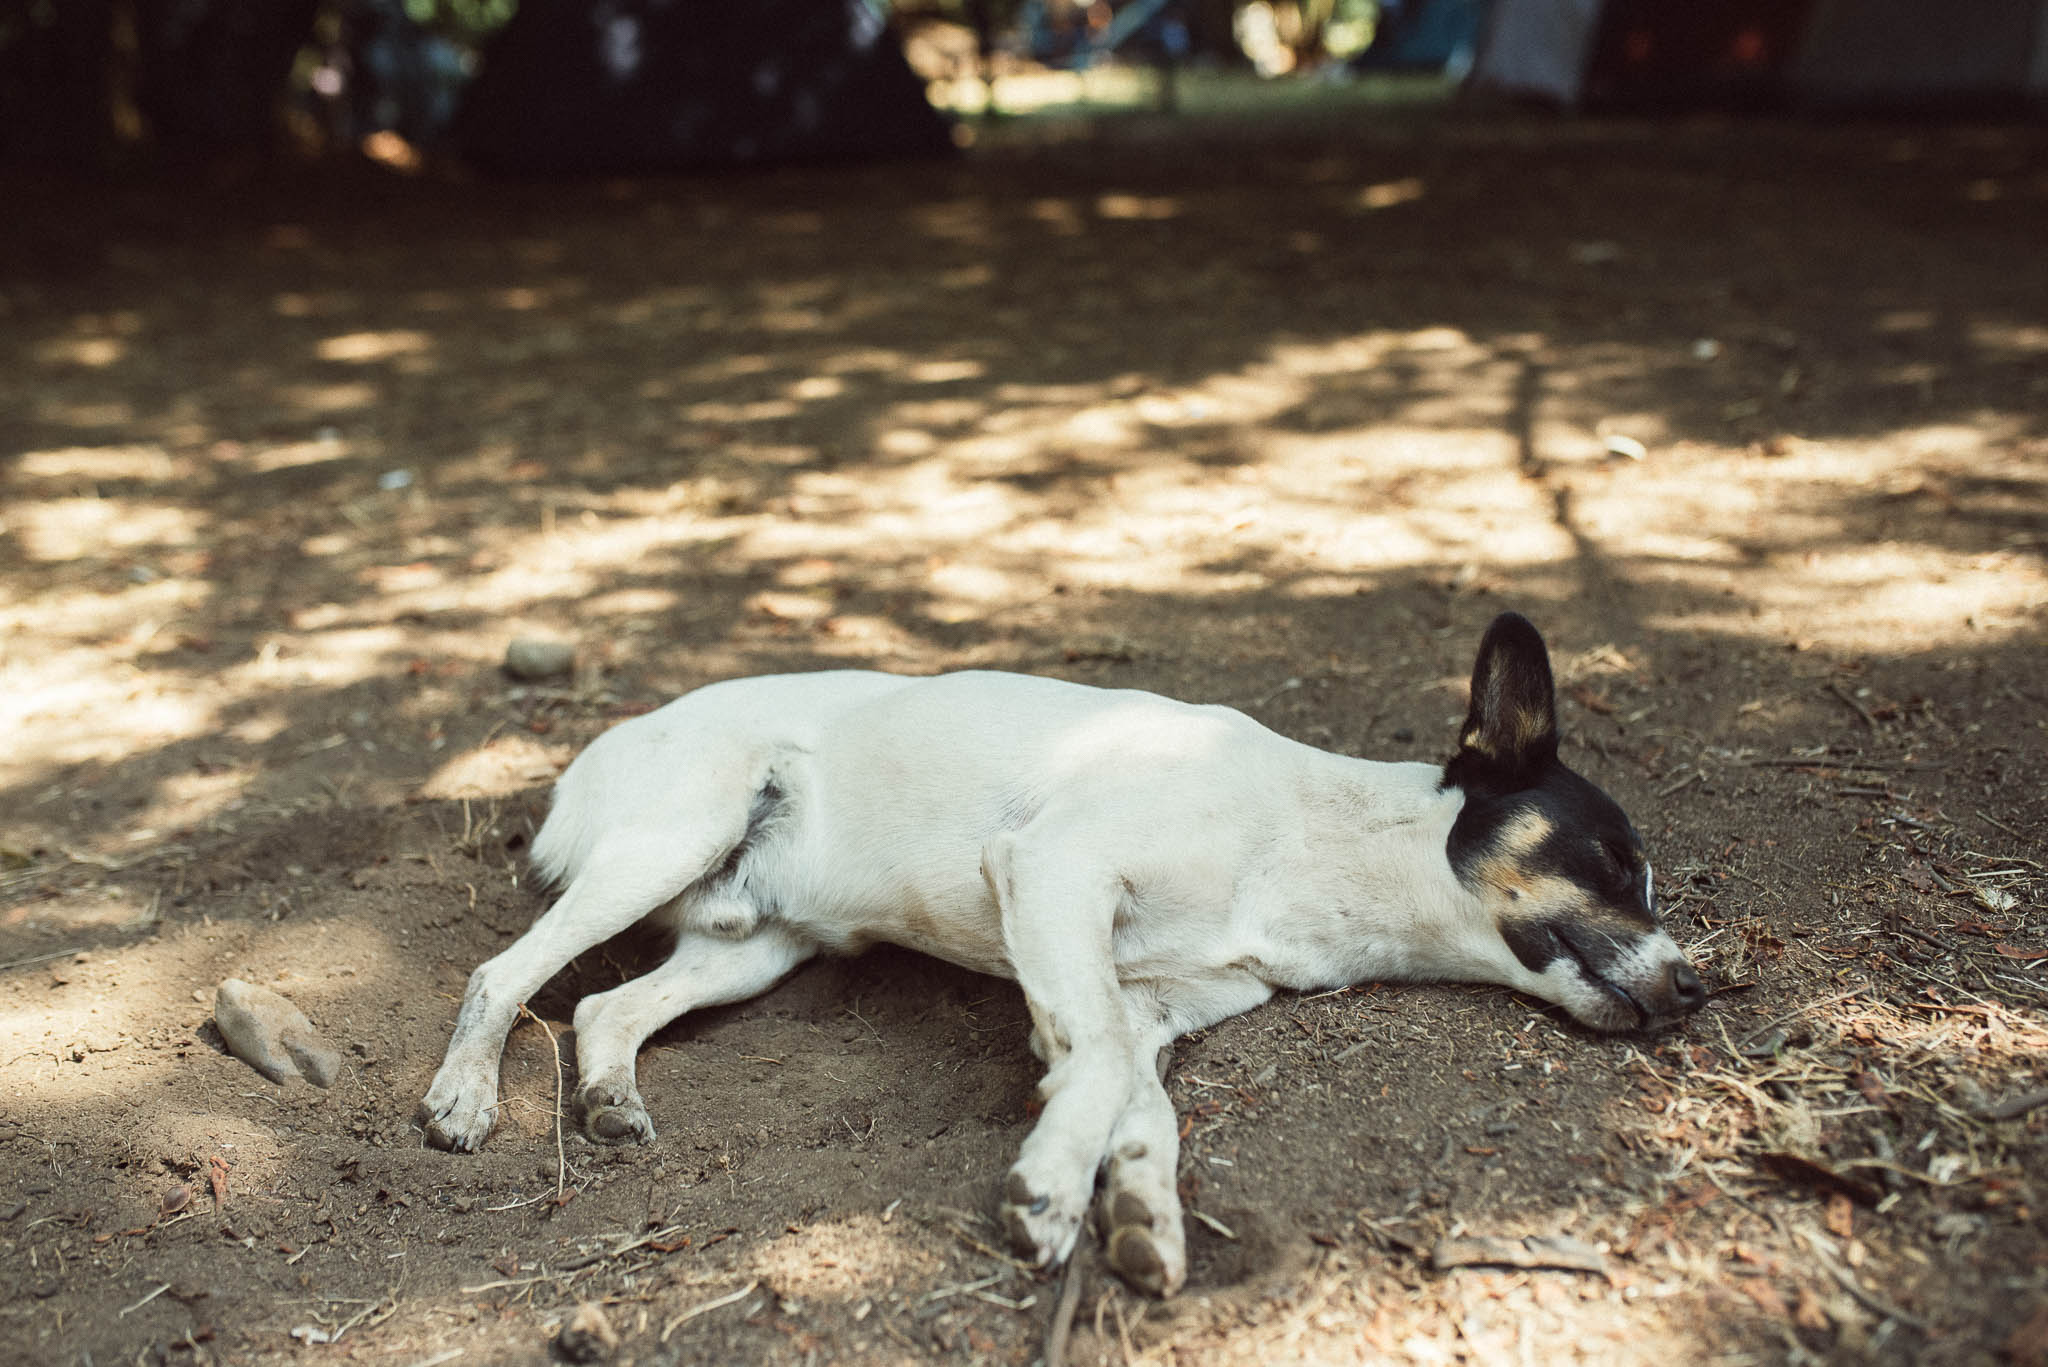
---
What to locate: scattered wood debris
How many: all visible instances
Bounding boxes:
[1430,1234,1609,1279]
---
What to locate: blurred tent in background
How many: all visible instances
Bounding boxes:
[1350,0,1485,76]
[1468,0,2048,113]
[1570,0,1814,112]
[454,0,954,173]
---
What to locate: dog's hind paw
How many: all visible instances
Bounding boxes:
[577,1079,655,1145]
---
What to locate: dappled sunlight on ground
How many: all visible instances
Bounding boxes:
[1,116,2045,1365]
[9,316,2038,811]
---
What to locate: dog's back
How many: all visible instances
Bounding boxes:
[530,669,1297,974]
[529,670,914,891]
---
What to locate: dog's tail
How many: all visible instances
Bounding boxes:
[528,761,596,890]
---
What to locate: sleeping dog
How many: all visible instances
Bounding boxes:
[419,611,1703,1295]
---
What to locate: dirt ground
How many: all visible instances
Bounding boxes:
[3,105,2046,1367]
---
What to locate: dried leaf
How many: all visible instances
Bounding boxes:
[1793,1285,1831,1332]
[1825,1192,1855,1240]
[1951,919,2010,938]
[1739,1279,1789,1317]
[208,1156,229,1209]
[1851,1070,1894,1112]
[1569,685,1616,715]
[1995,944,2048,961]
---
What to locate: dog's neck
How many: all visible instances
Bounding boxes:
[1242,751,1498,991]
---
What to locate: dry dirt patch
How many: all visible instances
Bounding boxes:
[2,115,2045,1365]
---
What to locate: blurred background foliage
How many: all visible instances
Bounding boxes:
[0,0,1396,172]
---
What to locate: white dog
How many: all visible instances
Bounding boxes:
[420,611,1703,1296]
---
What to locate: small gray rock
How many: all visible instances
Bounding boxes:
[557,1301,620,1362]
[504,637,576,680]
[214,979,341,1087]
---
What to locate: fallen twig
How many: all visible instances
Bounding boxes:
[1431,1234,1609,1279]
[401,1351,463,1367]
[1889,922,1953,955]
[1733,987,1870,1049]
[660,1279,760,1342]
[555,1222,693,1271]
[0,946,85,974]
[1826,683,1878,731]
[1656,769,1705,798]
[918,1271,1005,1307]
[1974,1086,2048,1122]
[459,1269,589,1296]
[1356,1213,1427,1257]
[1796,1227,1930,1332]
[1756,1151,1883,1207]
[517,1003,567,1201]
[1044,1241,1089,1367]
[1974,810,2028,842]
[939,1218,1037,1271]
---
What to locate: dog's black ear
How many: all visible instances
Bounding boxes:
[1446,612,1558,793]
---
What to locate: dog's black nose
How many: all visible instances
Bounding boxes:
[1667,961,1706,1013]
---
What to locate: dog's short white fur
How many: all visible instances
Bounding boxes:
[420,612,1701,1296]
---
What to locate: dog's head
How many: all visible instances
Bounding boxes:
[1442,613,1705,1032]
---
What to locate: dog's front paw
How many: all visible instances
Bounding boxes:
[1095,1147,1188,1296]
[577,1076,655,1145]
[999,1167,1086,1270]
[418,1072,496,1152]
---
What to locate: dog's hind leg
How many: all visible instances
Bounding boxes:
[982,832,1136,1272]
[571,924,816,1144]
[418,823,749,1152]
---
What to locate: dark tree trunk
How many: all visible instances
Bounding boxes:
[0,0,119,166]
[132,0,319,163]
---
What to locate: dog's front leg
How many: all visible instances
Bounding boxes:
[1096,1032,1185,1296]
[1101,973,1277,1295]
[983,833,1135,1271]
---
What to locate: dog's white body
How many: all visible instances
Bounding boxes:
[421,622,1701,1295]
[540,670,1522,993]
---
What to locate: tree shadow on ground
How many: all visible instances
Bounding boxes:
[2,116,2045,1366]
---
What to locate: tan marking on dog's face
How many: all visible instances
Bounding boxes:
[1461,809,1572,912]
[1493,808,1553,859]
